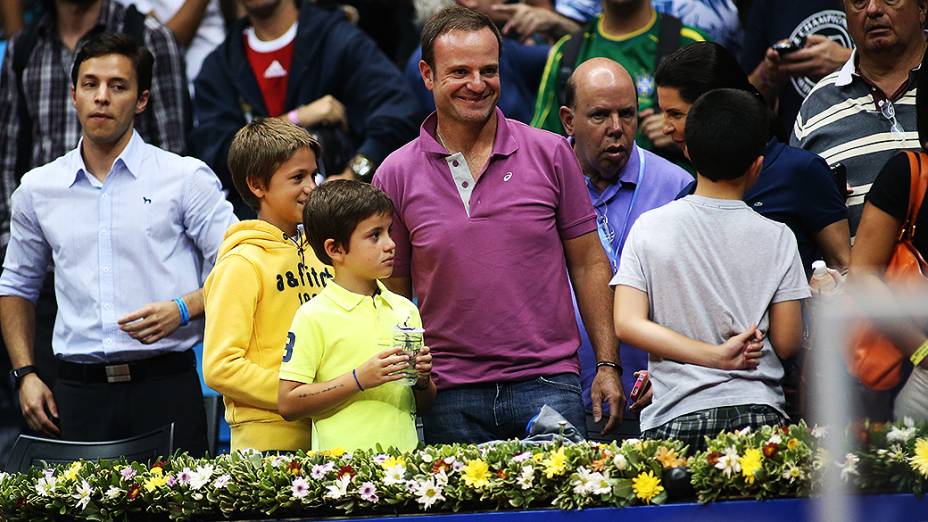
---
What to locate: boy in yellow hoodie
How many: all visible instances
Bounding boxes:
[203,119,331,451]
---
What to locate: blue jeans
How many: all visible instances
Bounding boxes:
[422,373,587,444]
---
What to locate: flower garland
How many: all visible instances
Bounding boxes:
[1,420,926,521]
[846,417,928,496]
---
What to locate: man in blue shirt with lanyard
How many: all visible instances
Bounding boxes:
[0,33,235,453]
[559,58,691,439]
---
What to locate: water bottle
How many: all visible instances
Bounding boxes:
[811,260,837,295]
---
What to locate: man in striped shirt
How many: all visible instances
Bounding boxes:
[791,0,926,236]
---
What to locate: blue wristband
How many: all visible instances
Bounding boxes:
[352,368,365,392]
[174,297,190,326]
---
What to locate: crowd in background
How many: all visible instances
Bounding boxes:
[0,0,925,464]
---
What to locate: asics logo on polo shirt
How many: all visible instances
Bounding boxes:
[264,60,287,79]
[753,201,764,207]
[504,172,513,182]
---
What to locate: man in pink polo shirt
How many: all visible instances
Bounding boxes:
[373,5,622,444]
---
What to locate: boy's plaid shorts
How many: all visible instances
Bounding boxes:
[642,404,785,452]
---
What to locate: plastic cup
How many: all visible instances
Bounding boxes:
[394,325,424,386]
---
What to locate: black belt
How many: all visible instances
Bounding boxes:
[58,350,195,384]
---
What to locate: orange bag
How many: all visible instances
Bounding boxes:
[849,151,928,390]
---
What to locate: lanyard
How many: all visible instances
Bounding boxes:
[595,146,646,273]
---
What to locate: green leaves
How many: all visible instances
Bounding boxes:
[2,422,926,521]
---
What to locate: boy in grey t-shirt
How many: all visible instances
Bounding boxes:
[611,89,810,451]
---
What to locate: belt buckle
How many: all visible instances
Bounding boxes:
[105,364,131,383]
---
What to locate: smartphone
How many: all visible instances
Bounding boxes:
[630,371,649,402]
[831,163,848,199]
[773,35,807,56]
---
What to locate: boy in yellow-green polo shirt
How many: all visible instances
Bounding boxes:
[278,180,435,452]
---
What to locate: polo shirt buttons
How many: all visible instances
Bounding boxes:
[452,160,459,167]
[462,181,469,188]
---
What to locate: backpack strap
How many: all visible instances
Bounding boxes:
[902,151,928,241]
[556,19,596,107]
[12,28,39,180]
[11,5,146,180]
[654,13,682,72]
[123,4,147,45]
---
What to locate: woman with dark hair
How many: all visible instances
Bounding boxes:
[850,47,928,421]
[655,41,850,277]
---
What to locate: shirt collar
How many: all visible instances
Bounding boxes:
[324,280,394,312]
[66,130,144,187]
[618,143,642,185]
[837,36,926,88]
[419,107,519,158]
[834,48,857,88]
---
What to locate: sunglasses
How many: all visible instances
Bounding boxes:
[878,99,906,141]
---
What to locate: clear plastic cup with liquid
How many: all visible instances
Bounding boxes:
[394,325,424,386]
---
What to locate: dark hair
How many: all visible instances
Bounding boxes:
[303,180,395,265]
[564,73,578,109]
[228,118,322,211]
[685,89,769,182]
[919,43,928,150]
[655,42,758,103]
[420,4,502,69]
[70,32,153,98]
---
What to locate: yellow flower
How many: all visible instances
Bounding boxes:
[787,438,799,450]
[150,466,163,476]
[381,456,406,470]
[63,461,83,482]
[462,459,490,489]
[655,446,686,469]
[532,452,544,463]
[143,474,168,492]
[542,447,568,478]
[739,448,763,485]
[910,438,928,478]
[321,447,345,458]
[632,470,664,503]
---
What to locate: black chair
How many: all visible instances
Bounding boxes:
[203,395,224,457]
[5,423,174,473]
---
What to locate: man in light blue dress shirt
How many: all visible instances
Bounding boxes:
[560,58,692,440]
[0,33,235,454]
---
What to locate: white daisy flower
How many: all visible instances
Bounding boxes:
[838,453,860,482]
[383,464,406,486]
[517,465,535,490]
[714,446,741,478]
[612,454,628,471]
[73,480,92,511]
[415,478,445,509]
[325,474,351,500]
